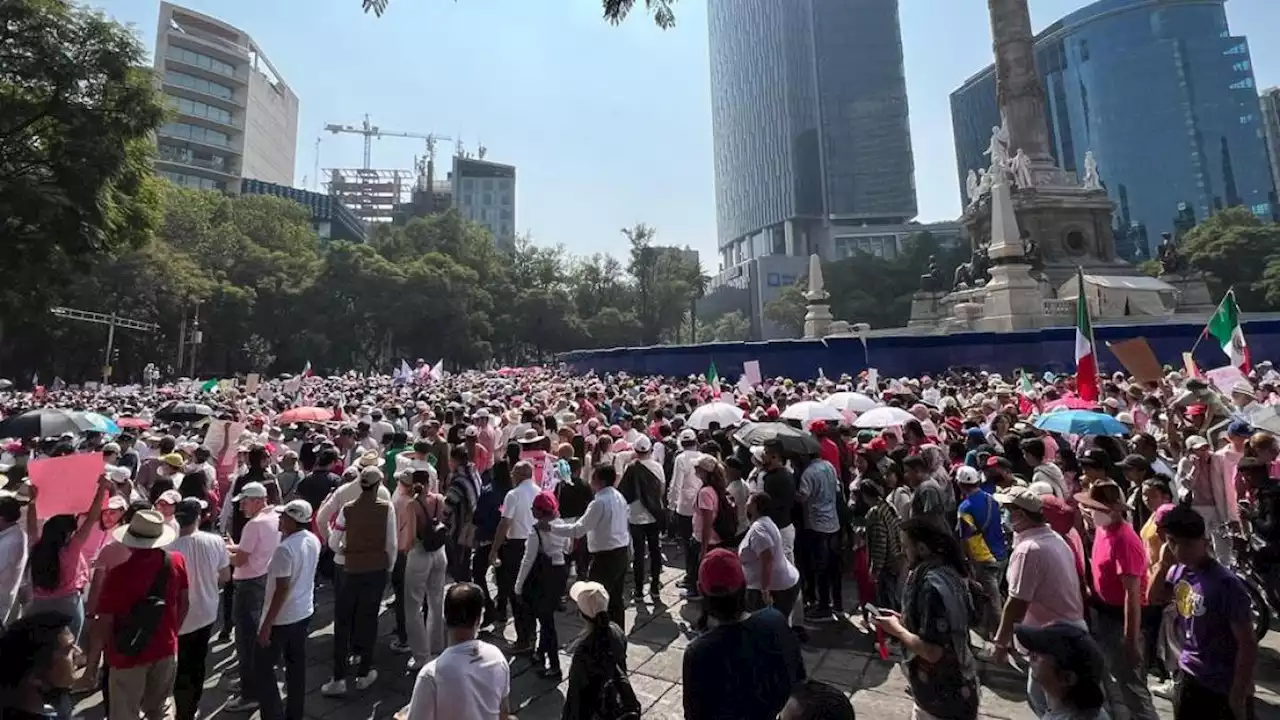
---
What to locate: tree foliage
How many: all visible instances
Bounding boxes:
[363,0,678,28]
[1179,207,1280,309]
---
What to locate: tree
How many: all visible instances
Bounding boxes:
[1137,260,1162,278]
[1180,206,1280,309]
[703,311,751,342]
[362,0,678,27]
[764,284,806,336]
[0,0,167,353]
[624,225,703,345]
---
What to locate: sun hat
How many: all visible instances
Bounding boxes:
[994,486,1043,514]
[698,547,746,596]
[281,499,314,524]
[111,509,177,549]
[1074,480,1125,512]
[569,581,610,618]
[355,452,385,468]
[231,481,268,502]
[160,453,184,469]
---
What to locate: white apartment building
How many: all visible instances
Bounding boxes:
[152,2,298,192]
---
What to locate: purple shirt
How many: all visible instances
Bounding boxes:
[1166,560,1252,694]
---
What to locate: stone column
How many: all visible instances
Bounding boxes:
[802,253,833,338]
[988,0,1053,164]
[982,178,1042,330]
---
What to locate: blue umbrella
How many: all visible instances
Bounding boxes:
[1033,410,1129,437]
[78,412,121,436]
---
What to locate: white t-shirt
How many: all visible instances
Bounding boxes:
[501,481,539,541]
[737,517,799,591]
[261,530,321,628]
[170,530,230,635]
[406,638,510,720]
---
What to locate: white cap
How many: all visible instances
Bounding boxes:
[633,436,652,453]
[1186,435,1210,451]
[1115,412,1134,426]
[569,580,610,618]
[232,482,268,502]
[157,489,182,505]
[955,466,982,486]
[281,499,314,524]
[678,428,697,445]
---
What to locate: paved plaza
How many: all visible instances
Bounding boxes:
[73,552,1280,720]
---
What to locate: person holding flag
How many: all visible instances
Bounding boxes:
[1206,289,1251,373]
[1074,269,1099,402]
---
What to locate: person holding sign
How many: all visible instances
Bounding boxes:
[24,475,111,643]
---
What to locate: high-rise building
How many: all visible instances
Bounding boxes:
[452,156,516,250]
[1260,87,1280,207]
[951,0,1272,260]
[153,2,299,192]
[707,0,916,271]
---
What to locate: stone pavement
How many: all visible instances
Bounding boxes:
[72,555,1280,720]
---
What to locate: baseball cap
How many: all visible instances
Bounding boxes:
[106,495,129,511]
[1115,412,1134,426]
[532,491,558,516]
[359,466,383,488]
[678,428,697,445]
[955,466,982,486]
[1013,622,1106,687]
[698,547,746,596]
[994,485,1043,514]
[463,426,479,438]
[231,482,268,502]
[1185,435,1210,452]
[966,427,986,442]
[281,499,314,524]
[1117,454,1151,472]
[1038,495,1074,534]
[569,581,610,618]
[1228,420,1254,438]
[985,455,1011,470]
[157,489,182,505]
[633,436,652,453]
[102,442,121,454]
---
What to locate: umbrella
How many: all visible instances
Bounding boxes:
[1033,410,1129,437]
[278,406,334,424]
[79,412,120,435]
[780,401,843,425]
[0,408,100,438]
[853,406,916,428]
[0,380,11,390]
[732,421,822,457]
[687,401,746,430]
[824,392,877,414]
[116,416,152,430]
[154,401,214,423]
[1044,395,1097,411]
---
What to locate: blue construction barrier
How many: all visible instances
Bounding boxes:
[559,318,1280,379]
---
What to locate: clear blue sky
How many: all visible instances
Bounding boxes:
[94,0,1280,270]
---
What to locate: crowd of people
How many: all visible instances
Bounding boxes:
[0,360,1274,720]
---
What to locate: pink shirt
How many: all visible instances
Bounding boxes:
[235,508,281,580]
[1090,521,1148,607]
[1006,525,1085,628]
[691,486,721,546]
[33,535,90,599]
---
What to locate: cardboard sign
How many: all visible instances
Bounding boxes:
[743,360,762,387]
[1106,338,1162,384]
[1205,365,1250,395]
[27,453,103,520]
[245,373,260,394]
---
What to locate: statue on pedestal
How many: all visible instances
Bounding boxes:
[1021,228,1044,275]
[920,255,943,293]
[1082,151,1102,190]
[1008,148,1034,189]
[1158,232,1184,276]
[984,123,1010,175]
[976,167,993,199]
[966,170,980,207]
[952,242,991,290]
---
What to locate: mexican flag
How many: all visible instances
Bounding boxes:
[301,360,313,378]
[1074,270,1099,402]
[1206,290,1251,372]
[707,361,720,398]
[199,378,219,394]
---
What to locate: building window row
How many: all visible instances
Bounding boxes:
[160,122,231,147]
[157,143,232,173]
[164,70,234,100]
[166,45,237,78]
[1252,202,1272,216]
[1233,60,1252,72]
[1224,42,1247,56]
[1230,77,1255,90]
[1241,113,1256,125]
[159,170,225,191]
[167,96,234,125]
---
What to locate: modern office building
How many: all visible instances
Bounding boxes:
[153,2,299,192]
[452,156,516,250]
[1260,87,1280,207]
[240,179,367,243]
[707,0,916,271]
[951,0,1272,260]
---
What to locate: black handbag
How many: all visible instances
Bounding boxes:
[113,553,171,657]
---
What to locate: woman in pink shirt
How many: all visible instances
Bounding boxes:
[26,475,111,643]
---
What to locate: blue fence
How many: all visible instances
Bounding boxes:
[560,318,1280,379]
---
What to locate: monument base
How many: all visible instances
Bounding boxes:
[1161,273,1216,314]
[804,304,833,339]
[980,262,1043,331]
[908,291,945,327]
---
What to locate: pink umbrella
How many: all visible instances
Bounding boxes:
[278,406,334,424]
[1045,395,1097,411]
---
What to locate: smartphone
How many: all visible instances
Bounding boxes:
[862,603,883,617]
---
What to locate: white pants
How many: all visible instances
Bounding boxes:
[404,546,448,662]
[1192,505,1234,565]
[780,524,798,626]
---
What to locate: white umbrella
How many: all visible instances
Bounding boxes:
[780,401,843,424]
[688,401,745,430]
[824,392,877,414]
[853,406,916,429]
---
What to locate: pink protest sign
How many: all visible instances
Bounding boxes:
[27,452,104,520]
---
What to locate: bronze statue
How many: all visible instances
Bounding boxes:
[1021,228,1044,274]
[920,254,943,293]
[952,242,991,290]
[1158,232,1183,275]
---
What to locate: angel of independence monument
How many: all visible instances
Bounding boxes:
[908,0,1209,332]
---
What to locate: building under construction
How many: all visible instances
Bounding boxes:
[325,168,413,224]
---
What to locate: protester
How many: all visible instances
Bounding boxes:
[779,680,857,720]
[738,491,801,618]
[404,476,448,667]
[25,477,110,641]
[255,499,320,720]
[561,580,632,720]
[0,490,31,628]
[514,491,569,680]
[1014,622,1109,720]
[955,465,1005,641]
[542,463,630,631]
[0,612,77,720]
[404,583,511,720]
[170,499,229,720]
[618,435,664,601]
[224,481,280,712]
[489,459,538,653]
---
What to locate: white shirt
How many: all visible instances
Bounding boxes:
[501,481,539,541]
[738,517,799,592]
[396,452,439,493]
[0,523,27,626]
[668,448,704,517]
[514,530,569,596]
[548,486,630,553]
[406,638,510,720]
[261,530,321,628]
[170,530,230,635]
[370,420,396,445]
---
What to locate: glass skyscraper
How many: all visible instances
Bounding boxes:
[708,0,916,270]
[950,0,1273,261]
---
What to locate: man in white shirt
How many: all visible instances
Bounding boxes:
[667,429,704,592]
[256,500,321,720]
[0,490,30,627]
[488,461,538,652]
[405,583,511,720]
[225,481,281,713]
[543,463,631,631]
[171,499,230,720]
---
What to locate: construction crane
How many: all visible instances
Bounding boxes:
[323,114,453,170]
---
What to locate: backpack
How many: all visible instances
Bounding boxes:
[113,552,171,657]
[712,486,738,543]
[592,661,641,720]
[417,495,447,552]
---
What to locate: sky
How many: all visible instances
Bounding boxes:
[94,0,1280,270]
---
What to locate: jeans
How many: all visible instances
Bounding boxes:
[499,540,531,644]
[745,584,801,619]
[536,605,560,671]
[1090,604,1159,720]
[589,546,629,632]
[1174,672,1253,720]
[1192,506,1234,565]
[806,529,842,611]
[471,543,494,616]
[25,591,84,644]
[875,569,902,612]
[219,580,234,637]
[674,513,696,588]
[255,616,310,720]
[973,561,1003,639]
[405,546,448,662]
[232,576,267,699]
[630,523,662,593]
[332,568,388,680]
[391,551,408,644]
[175,623,214,720]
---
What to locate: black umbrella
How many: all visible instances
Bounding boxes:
[153,401,214,423]
[0,408,99,438]
[731,421,822,457]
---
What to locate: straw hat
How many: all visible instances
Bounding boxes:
[112,509,177,549]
